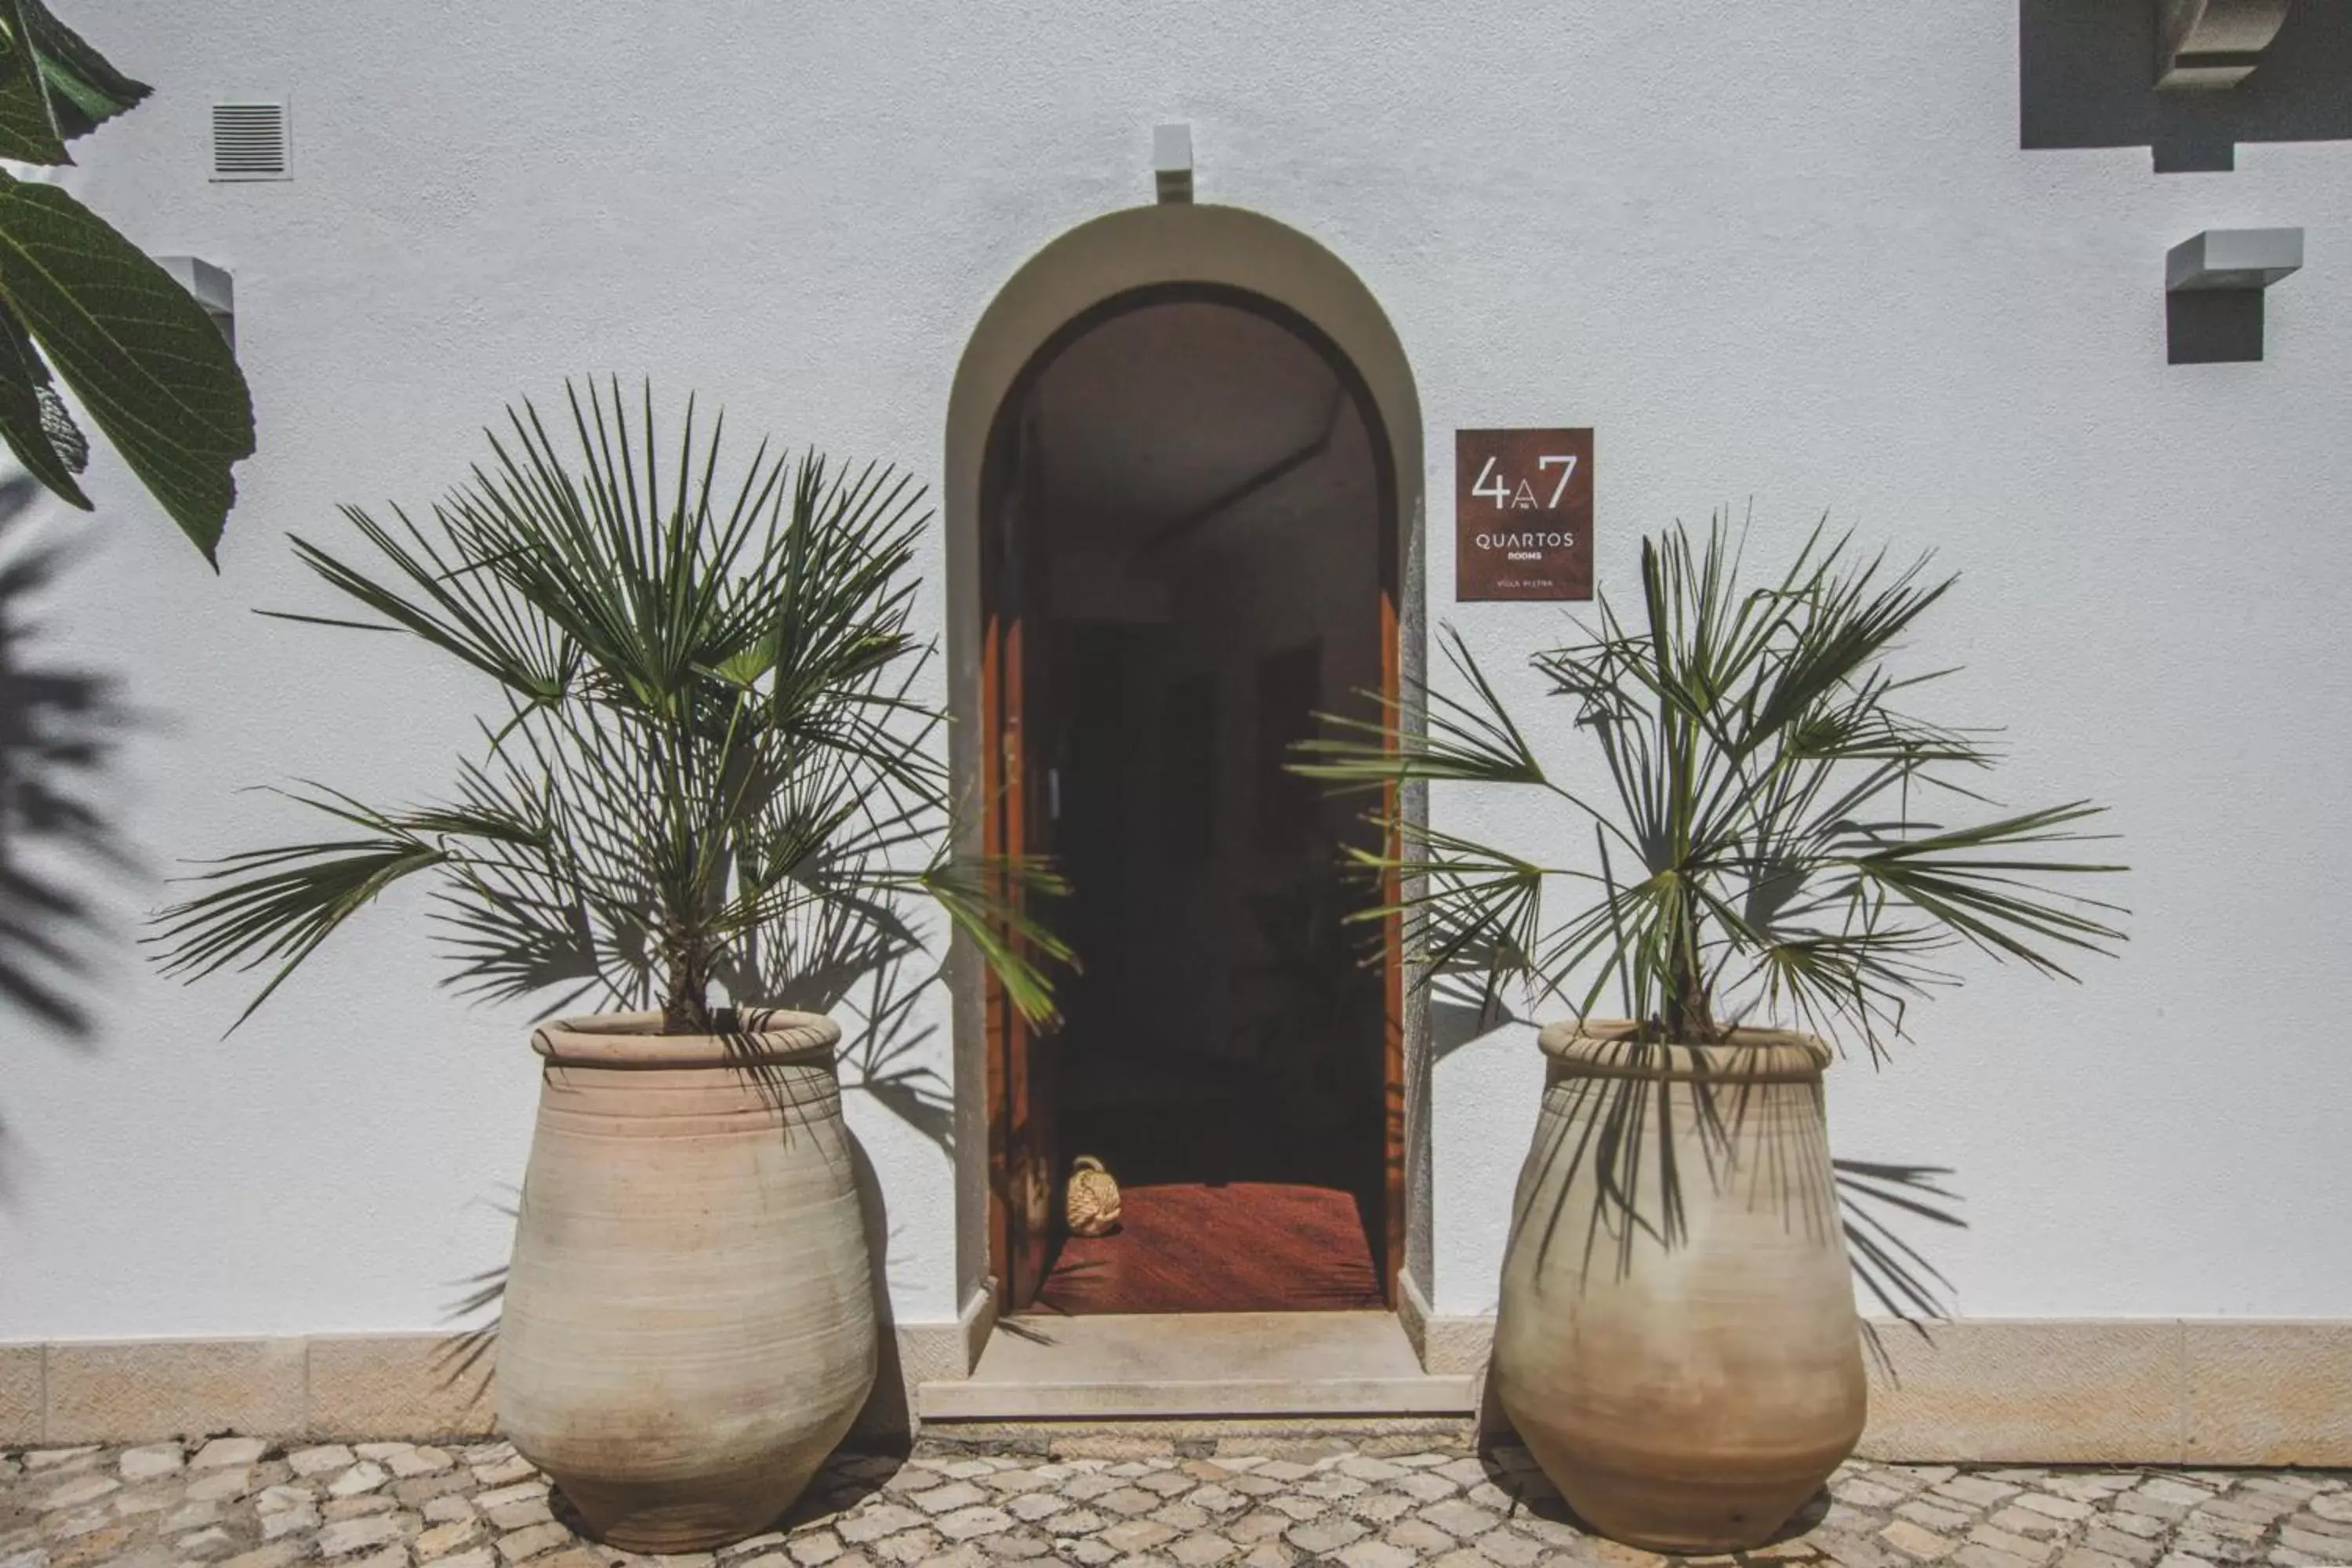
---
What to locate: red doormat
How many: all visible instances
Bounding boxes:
[1031,1181,1384,1315]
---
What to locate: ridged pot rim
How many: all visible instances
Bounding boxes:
[531,1007,840,1068]
[1537,1018,1831,1082]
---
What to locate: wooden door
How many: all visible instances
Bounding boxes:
[982,396,1059,1313]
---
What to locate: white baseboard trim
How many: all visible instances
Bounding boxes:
[960,1282,997,1377]
[0,1334,491,1446]
[885,1289,996,1392]
[1862,1317,2350,1466]
[7,1318,2347,1463]
[1377,1313,2352,1467]
[1396,1276,1499,1379]
[1396,1271,1429,1361]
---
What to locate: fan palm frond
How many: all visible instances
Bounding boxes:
[1291,510,2122,1308]
[153,379,1065,1036]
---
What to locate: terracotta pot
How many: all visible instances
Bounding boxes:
[1491,1021,1865,1554]
[497,1010,876,1552]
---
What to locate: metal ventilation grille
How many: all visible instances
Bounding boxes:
[210,102,289,180]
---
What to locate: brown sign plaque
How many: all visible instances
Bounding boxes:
[1454,427,1594,601]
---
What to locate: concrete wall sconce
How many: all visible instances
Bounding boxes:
[2165,227,2301,363]
[2156,0,2295,89]
[156,256,235,350]
[1153,123,1193,204]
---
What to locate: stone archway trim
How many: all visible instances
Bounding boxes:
[940,203,1430,1358]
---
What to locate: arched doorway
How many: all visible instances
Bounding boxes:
[945,208,1425,1325]
[985,288,1393,1316]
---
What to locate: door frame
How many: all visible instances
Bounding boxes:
[943,204,1428,1327]
[976,283,1404,1314]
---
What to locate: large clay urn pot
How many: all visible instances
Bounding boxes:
[1492,1022,1865,1554]
[497,1010,876,1552]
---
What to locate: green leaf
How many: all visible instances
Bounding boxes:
[0,172,255,563]
[0,294,86,504]
[0,0,68,165]
[18,0,149,138]
[35,381,83,467]
[923,854,1073,1027]
[151,826,454,1032]
[1293,624,1554,793]
[158,381,1070,1032]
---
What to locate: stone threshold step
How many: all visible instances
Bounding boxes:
[916,1309,1480,1421]
[920,1374,1479,1420]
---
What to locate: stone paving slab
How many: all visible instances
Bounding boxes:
[3,1436,2345,1568]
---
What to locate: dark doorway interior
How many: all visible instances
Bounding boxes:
[1000,299,1390,1315]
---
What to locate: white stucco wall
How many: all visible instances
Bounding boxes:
[5,1,2350,1345]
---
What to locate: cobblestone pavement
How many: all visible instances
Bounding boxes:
[4,1437,2346,1568]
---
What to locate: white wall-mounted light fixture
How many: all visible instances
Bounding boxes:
[2156,0,2295,89]
[2165,228,2301,364]
[2167,227,2303,291]
[1153,123,1193,204]
[157,256,235,350]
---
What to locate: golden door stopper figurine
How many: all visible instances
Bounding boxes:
[1065,1155,1122,1237]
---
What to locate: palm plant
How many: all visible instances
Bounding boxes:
[153,379,1065,1035]
[1297,517,2124,1057]
[1293,517,2123,1319]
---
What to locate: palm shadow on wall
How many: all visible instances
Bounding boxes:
[2021,0,2352,171]
[0,477,139,1196]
